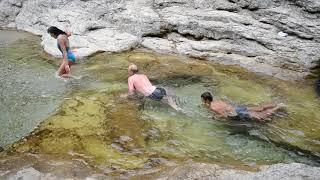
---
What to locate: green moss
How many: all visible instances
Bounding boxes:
[5,41,320,170]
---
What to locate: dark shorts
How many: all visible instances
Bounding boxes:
[234,106,251,120]
[148,87,167,100]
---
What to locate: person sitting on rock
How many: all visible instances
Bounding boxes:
[47,25,77,78]
[200,92,285,122]
[121,64,181,111]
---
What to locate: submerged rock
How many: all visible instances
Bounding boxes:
[144,158,176,169]
[156,162,320,180]
[146,127,161,140]
[10,167,42,180]
[1,32,320,178]
[0,153,110,179]
[2,153,318,180]
[119,136,133,144]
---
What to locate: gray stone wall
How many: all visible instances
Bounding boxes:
[1,0,320,80]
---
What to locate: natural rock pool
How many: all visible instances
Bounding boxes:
[0,30,319,178]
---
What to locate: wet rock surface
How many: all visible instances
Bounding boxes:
[0,153,110,179]
[156,162,320,180]
[1,154,320,180]
[1,0,320,80]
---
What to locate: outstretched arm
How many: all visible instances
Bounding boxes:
[121,78,135,98]
[65,24,72,37]
[128,78,135,96]
[57,36,71,77]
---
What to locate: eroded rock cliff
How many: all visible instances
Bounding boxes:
[1,0,319,79]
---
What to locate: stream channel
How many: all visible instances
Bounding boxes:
[0,30,319,177]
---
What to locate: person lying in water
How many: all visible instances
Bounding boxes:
[47,25,77,78]
[121,64,181,111]
[200,92,285,121]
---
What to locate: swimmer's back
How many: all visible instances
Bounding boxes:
[128,74,156,96]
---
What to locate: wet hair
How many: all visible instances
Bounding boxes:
[129,64,139,74]
[201,92,213,102]
[131,69,139,74]
[47,26,66,37]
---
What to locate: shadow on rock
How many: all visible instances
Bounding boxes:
[316,78,320,96]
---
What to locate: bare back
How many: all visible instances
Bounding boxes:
[57,34,70,49]
[128,74,156,96]
[210,100,235,117]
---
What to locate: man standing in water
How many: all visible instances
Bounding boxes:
[122,64,181,111]
[200,92,285,122]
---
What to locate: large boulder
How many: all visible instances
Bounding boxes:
[1,0,320,80]
[291,0,320,13]
[0,0,23,28]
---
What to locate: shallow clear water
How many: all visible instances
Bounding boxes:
[0,31,66,147]
[1,31,319,171]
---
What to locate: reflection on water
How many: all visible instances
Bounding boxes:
[1,31,320,173]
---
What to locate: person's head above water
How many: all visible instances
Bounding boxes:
[201,92,213,104]
[47,26,66,39]
[128,64,139,76]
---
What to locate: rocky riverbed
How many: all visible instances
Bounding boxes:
[1,0,320,179]
[0,30,320,179]
[1,153,320,179]
[1,0,320,80]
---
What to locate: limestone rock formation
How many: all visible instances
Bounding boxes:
[1,0,320,80]
[157,162,320,180]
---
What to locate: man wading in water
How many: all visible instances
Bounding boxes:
[201,92,285,122]
[121,64,181,111]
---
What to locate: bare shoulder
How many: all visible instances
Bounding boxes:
[135,74,147,79]
[209,103,219,112]
[58,34,68,42]
[128,75,134,81]
[211,100,229,110]
[128,74,137,82]
[210,102,218,109]
[214,100,228,105]
[211,100,221,105]
[141,74,150,81]
[143,74,148,78]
